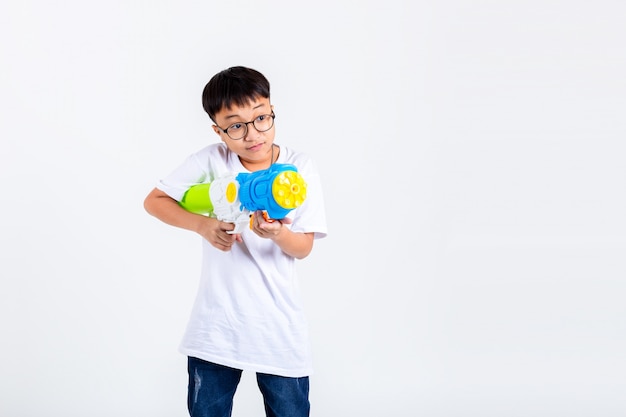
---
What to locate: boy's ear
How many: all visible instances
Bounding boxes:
[212,126,227,144]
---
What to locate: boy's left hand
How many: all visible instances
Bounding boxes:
[250,210,292,239]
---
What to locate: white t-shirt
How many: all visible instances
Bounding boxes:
[156,143,327,377]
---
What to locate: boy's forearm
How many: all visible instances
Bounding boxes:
[271,228,314,259]
[144,188,207,234]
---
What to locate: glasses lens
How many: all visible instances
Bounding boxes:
[226,123,246,140]
[253,114,274,132]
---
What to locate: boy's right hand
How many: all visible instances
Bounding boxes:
[197,217,242,251]
[143,188,242,251]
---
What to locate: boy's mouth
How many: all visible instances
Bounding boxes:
[247,143,264,151]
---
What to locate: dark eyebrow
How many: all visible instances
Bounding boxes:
[223,103,268,120]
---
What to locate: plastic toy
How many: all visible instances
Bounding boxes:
[179,163,307,233]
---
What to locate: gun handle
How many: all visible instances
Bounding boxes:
[227,220,249,234]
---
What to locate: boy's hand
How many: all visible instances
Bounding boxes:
[197,217,242,251]
[249,210,292,239]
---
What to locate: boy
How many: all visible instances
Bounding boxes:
[143,66,327,417]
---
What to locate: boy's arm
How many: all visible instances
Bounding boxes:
[249,210,314,259]
[144,188,241,251]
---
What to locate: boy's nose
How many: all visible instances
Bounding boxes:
[243,123,262,140]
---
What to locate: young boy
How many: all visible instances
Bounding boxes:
[143,66,327,417]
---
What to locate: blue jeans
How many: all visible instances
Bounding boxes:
[187,356,310,417]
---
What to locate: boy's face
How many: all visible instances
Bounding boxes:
[212,96,275,170]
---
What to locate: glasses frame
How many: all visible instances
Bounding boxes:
[216,111,276,140]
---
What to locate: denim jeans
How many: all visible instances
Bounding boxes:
[187,356,310,417]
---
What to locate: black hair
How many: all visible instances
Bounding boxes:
[201,66,270,122]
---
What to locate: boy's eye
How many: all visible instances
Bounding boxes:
[256,115,266,122]
[229,123,243,131]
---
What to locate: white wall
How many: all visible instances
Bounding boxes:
[1,1,625,416]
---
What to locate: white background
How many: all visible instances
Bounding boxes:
[1,1,625,416]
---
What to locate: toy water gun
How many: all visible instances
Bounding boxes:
[179,163,307,234]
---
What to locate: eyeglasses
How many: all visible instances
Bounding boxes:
[216,112,276,140]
